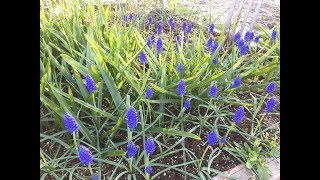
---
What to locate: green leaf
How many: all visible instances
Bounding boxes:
[149,127,201,140]
[102,150,125,158]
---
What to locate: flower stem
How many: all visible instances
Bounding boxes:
[200,99,212,135]
[198,145,210,171]
[146,154,150,180]
[225,122,236,137]
[73,132,78,153]
[88,164,93,175]
[253,113,266,136]
[128,131,133,173]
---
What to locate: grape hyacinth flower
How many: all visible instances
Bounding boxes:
[146,86,154,99]
[187,23,192,33]
[79,145,93,166]
[265,97,277,113]
[207,37,213,52]
[239,45,247,56]
[140,51,147,64]
[209,84,218,98]
[145,137,155,155]
[177,63,183,73]
[127,140,138,158]
[129,13,134,21]
[266,82,276,94]
[177,79,186,96]
[126,106,139,131]
[168,17,175,30]
[233,32,241,43]
[221,136,227,144]
[210,41,218,54]
[92,174,99,180]
[64,112,78,134]
[151,33,156,43]
[124,15,128,22]
[157,21,163,35]
[183,32,187,43]
[236,38,244,48]
[213,57,218,65]
[147,38,152,48]
[156,38,163,54]
[272,29,277,41]
[233,106,245,124]
[232,75,241,88]
[208,131,218,146]
[244,31,254,42]
[209,23,214,34]
[254,36,260,43]
[85,74,97,93]
[148,16,153,24]
[146,166,153,174]
[184,98,191,109]
[182,21,187,32]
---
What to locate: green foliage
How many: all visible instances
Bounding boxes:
[40,0,280,179]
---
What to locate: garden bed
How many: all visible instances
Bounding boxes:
[40,0,280,179]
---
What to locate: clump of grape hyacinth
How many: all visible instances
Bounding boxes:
[156,38,163,54]
[147,38,152,48]
[139,51,147,64]
[79,145,93,166]
[221,136,227,144]
[236,38,244,48]
[182,21,187,32]
[211,41,219,54]
[127,140,138,158]
[148,16,153,24]
[151,33,156,43]
[266,82,276,94]
[64,112,78,134]
[244,31,254,42]
[146,166,152,174]
[209,84,218,98]
[265,97,277,113]
[129,13,134,21]
[85,74,97,93]
[177,79,186,96]
[184,98,191,109]
[239,45,247,56]
[207,37,213,52]
[272,29,277,41]
[145,137,155,155]
[177,63,183,73]
[234,32,241,43]
[232,75,241,88]
[168,17,175,30]
[254,36,260,43]
[126,106,139,131]
[208,131,218,146]
[157,22,163,35]
[213,57,218,65]
[233,106,245,124]
[209,23,214,34]
[146,86,153,99]
[92,174,99,180]
[187,23,192,33]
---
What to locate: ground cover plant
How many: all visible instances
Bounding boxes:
[40,0,280,179]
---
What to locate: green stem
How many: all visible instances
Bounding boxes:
[225,122,236,137]
[128,131,133,173]
[73,132,78,153]
[146,154,150,180]
[200,99,212,135]
[88,164,93,175]
[253,113,266,136]
[198,145,210,171]
[92,93,98,127]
